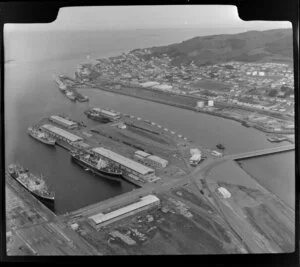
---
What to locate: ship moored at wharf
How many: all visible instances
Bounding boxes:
[84,108,120,123]
[70,150,123,182]
[28,126,56,146]
[8,164,55,203]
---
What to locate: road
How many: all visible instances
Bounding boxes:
[226,144,295,160]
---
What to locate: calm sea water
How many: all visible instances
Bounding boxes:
[5,29,295,213]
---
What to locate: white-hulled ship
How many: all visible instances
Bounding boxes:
[28,126,56,146]
[8,164,55,203]
[70,150,123,181]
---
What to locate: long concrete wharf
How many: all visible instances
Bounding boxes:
[225,144,295,160]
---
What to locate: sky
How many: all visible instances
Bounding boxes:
[5,5,291,32]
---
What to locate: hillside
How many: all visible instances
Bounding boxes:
[135,29,293,66]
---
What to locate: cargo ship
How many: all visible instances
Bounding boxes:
[70,150,123,181]
[84,110,113,123]
[28,126,56,146]
[8,164,55,203]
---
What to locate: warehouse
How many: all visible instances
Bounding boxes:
[134,150,168,169]
[92,147,155,178]
[49,115,78,129]
[41,124,83,143]
[89,195,160,227]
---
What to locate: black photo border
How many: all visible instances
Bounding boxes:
[0,0,298,266]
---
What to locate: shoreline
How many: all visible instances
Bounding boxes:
[75,84,295,138]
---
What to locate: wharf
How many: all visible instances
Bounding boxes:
[5,173,101,255]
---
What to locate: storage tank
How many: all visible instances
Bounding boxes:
[207,100,214,107]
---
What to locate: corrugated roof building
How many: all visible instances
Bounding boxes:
[41,124,82,143]
[89,195,160,226]
[49,115,78,129]
[134,151,168,169]
[92,147,155,177]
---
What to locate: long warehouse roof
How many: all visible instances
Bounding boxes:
[50,115,77,126]
[92,147,154,175]
[41,124,82,142]
[89,195,160,225]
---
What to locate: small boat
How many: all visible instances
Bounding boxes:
[28,126,56,146]
[216,143,225,150]
[8,164,55,203]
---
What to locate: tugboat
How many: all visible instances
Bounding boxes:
[8,164,55,203]
[28,126,56,146]
[70,150,123,181]
[216,143,225,150]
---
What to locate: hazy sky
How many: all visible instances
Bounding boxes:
[5,5,291,32]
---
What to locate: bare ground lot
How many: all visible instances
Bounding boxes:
[205,178,295,253]
[67,186,248,255]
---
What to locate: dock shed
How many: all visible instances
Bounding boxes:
[92,147,155,178]
[41,124,83,143]
[49,115,78,129]
[89,195,160,227]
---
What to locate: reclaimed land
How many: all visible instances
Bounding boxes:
[74,83,294,136]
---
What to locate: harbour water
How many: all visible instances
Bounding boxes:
[5,29,295,213]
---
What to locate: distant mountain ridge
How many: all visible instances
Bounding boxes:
[135,29,293,66]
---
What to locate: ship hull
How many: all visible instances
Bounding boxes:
[9,173,55,204]
[28,132,56,146]
[85,112,112,123]
[71,155,123,182]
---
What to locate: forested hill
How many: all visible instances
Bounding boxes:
[134,28,293,66]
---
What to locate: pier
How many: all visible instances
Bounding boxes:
[226,145,295,160]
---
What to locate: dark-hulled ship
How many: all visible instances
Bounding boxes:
[84,110,112,123]
[8,164,55,203]
[70,150,123,181]
[28,126,56,146]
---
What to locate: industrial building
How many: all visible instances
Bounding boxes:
[189,148,202,166]
[207,100,214,107]
[217,187,231,198]
[196,101,205,108]
[211,150,222,157]
[89,195,160,227]
[41,124,83,143]
[49,115,78,129]
[91,147,155,179]
[92,108,120,120]
[134,150,168,169]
